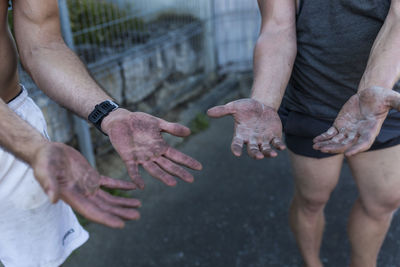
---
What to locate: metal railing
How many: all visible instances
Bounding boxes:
[17,0,260,163]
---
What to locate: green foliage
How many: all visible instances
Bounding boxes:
[7,9,13,34]
[67,0,144,45]
[103,187,131,198]
[76,213,90,227]
[189,113,210,134]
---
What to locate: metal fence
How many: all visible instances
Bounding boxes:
[18,0,260,163]
[214,0,260,73]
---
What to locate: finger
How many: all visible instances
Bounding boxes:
[142,161,177,186]
[98,190,142,207]
[315,132,358,153]
[126,162,145,190]
[313,127,338,143]
[345,133,374,157]
[313,137,347,150]
[207,104,233,118]
[158,119,191,137]
[331,133,346,143]
[260,142,277,157]
[155,157,195,183]
[341,132,357,145]
[231,136,244,157]
[385,89,400,110]
[100,176,137,190]
[64,191,126,228]
[313,138,344,152]
[164,147,203,170]
[317,141,353,154]
[247,139,264,160]
[90,194,140,221]
[43,175,60,204]
[271,137,286,151]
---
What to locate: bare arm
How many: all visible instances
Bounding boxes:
[12,0,202,188]
[314,1,400,156]
[0,98,141,228]
[207,0,296,159]
[358,1,400,91]
[0,100,48,165]
[12,0,109,118]
[251,0,297,109]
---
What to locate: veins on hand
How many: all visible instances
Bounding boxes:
[313,87,394,156]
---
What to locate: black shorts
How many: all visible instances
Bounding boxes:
[279,107,400,158]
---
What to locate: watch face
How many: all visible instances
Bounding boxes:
[89,100,119,123]
[107,100,119,108]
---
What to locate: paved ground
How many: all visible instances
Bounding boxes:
[65,117,400,267]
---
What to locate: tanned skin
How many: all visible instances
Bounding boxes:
[207,0,296,159]
[0,0,201,229]
[208,0,400,267]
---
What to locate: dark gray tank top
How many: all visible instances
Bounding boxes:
[282,0,400,122]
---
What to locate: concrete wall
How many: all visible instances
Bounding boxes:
[114,0,261,72]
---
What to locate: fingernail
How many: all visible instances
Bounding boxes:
[48,190,55,203]
[168,180,177,187]
[327,128,335,135]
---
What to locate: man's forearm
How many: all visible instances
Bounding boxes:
[20,41,111,119]
[359,3,400,91]
[0,100,48,165]
[251,26,297,110]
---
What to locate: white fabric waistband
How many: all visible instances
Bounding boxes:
[7,85,28,112]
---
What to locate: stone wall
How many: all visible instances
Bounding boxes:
[19,20,207,147]
[91,26,204,111]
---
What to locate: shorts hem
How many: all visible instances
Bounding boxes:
[43,228,89,267]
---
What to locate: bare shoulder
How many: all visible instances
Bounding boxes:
[0,0,9,28]
[0,1,20,102]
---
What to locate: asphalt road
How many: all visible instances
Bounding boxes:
[65,116,400,267]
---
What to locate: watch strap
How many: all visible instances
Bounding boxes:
[88,100,119,136]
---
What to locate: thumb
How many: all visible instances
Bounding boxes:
[35,171,60,204]
[158,119,191,137]
[207,104,233,118]
[386,89,400,111]
[44,176,60,204]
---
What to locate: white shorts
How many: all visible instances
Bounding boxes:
[0,87,89,267]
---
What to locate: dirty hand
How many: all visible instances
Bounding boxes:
[101,109,203,189]
[32,142,141,228]
[313,87,400,156]
[207,98,286,159]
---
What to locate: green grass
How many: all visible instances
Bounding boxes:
[189,113,210,134]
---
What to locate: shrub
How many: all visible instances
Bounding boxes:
[67,0,144,46]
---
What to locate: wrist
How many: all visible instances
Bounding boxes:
[250,96,279,111]
[26,137,51,166]
[88,100,119,135]
[100,108,131,135]
[357,86,393,105]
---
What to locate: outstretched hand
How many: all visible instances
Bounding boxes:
[207,98,285,159]
[32,142,141,228]
[102,109,202,189]
[313,87,400,156]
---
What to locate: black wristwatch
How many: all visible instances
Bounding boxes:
[88,100,119,135]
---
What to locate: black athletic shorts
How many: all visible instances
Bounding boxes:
[278,107,400,158]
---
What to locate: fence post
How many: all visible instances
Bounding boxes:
[58,0,96,167]
[203,0,218,77]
